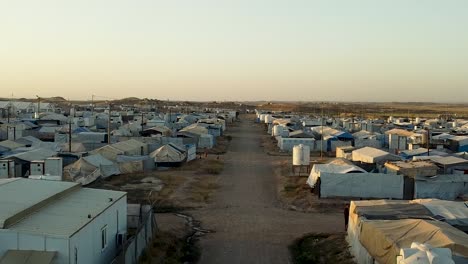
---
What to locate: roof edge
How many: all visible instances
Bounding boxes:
[2,182,81,229]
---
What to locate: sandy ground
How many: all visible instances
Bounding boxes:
[188,115,343,264]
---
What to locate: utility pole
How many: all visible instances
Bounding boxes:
[426,127,430,156]
[7,105,10,123]
[320,103,324,160]
[141,111,144,133]
[36,95,41,119]
[69,120,72,152]
[91,94,94,116]
[107,102,111,145]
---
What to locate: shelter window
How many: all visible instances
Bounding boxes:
[101,225,108,251]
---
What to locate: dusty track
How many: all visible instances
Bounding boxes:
[189,115,342,264]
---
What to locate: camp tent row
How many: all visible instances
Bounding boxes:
[309,157,468,200]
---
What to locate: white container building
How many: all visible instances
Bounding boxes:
[0,178,127,264]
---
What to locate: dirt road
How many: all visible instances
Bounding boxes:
[189,115,342,264]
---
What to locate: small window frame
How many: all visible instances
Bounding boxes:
[101,225,108,251]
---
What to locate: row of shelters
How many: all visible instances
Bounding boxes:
[0,107,237,185]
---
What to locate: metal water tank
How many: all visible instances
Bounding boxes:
[265,114,273,124]
[415,117,421,123]
[259,114,266,122]
[273,125,283,136]
[293,144,310,166]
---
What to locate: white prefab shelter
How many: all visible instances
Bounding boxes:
[352,147,401,164]
[277,137,316,152]
[0,178,127,264]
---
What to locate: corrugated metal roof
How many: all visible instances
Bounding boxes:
[0,140,26,151]
[9,187,125,237]
[0,250,56,264]
[112,139,146,152]
[431,156,468,165]
[1,148,57,162]
[0,179,79,228]
[385,128,415,137]
[353,147,389,158]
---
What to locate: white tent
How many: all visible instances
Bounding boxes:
[150,144,186,163]
[307,163,366,188]
[64,154,120,185]
[40,113,68,123]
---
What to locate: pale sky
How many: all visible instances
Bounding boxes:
[1,0,467,102]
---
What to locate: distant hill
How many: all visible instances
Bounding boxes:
[44,97,67,103]
[112,97,160,105]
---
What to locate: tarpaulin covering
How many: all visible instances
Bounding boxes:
[355,203,433,221]
[320,172,404,199]
[414,175,468,200]
[150,144,186,163]
[64,154,120,185]
[413,199,468,231]
[359,219,468,264]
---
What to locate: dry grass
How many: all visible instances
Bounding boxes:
[139,230,200,264]
[90,158,224,208]
[274,160,348,213]
[198,159,225,175]
[186,175,219,203]
[205,135,232,155]
[290,233,356,264]
[256,102,468,119]
[150,174,186,207]
[258,128,291,156]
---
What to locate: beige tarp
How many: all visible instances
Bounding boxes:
[89,145,124,161]
[60,142,86,152]
[64,154,120,185]
[150,144,186,163]
[359,219,468,264]
[119,161,143,174]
